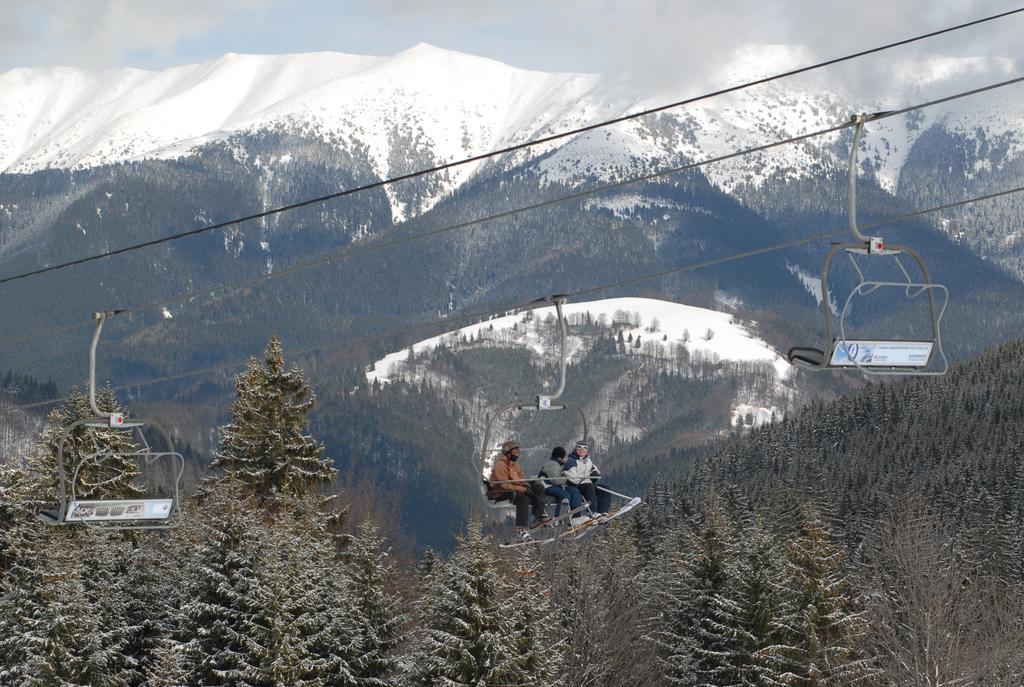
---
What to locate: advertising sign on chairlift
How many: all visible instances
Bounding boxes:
[830,340,934,367]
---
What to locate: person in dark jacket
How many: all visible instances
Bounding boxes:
[538,446,576,517]
[489,439,549,540]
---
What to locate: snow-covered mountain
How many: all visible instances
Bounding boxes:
[2,43,1024,390]
[3,44,1022,213]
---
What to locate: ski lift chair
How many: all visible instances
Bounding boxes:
[476,296,588,515]
[38,311,185,529]
[788,114,949,376]
[474,296,641,546]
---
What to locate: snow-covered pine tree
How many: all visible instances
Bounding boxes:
[556,550,612,687]
[731,519,789,686]
[177,479,267,685]
[251,518,324,687]
[768,506,872,686]
[405,520,521,686]
[297,545,362,687]
[209,336,336,498]
[234,490,363,687]
[507,545,561,685]
[645,513,701,686]
[346,520,403,685]
[143,640,187,687]
[689,504,743,686]
[0,460,31,571]
[116,539,182,686]
[3,455,132,686]
[75,528,140,685]
[19,535,114,686]
[0,515,51,685]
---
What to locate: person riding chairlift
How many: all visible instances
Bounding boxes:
[563,441,611,519]
[489,439,550,542]
[538,446,580,520]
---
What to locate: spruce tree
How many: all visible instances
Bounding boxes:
[405,521,521,685]
[19,534,114,687]
[508,545,561,685]
[769,507,871,686]
[118,539,184,686]
[688,505,739,686]
[731,520,788,686]
[645,515,701,686]
[178,480,266,685]
[252,520,324,687]
[210,336,336,498]
[258,497,362,687]
[347,520,403,685]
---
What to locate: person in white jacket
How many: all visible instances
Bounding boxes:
[562,441,611,516]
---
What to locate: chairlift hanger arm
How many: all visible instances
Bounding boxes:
[848,112,898,249]
[89,309,128,422]
[529,294,569,403]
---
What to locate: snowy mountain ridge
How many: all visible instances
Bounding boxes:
[3,44,1022,207]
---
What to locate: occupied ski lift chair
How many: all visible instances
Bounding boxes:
[475,296,641,545]
[38,311,185,529]
[788,114,949,377]
[477,297,588,521]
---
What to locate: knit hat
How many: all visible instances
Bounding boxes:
[551,446,567,461]
[575,441,589,451]
[501,439,520,453]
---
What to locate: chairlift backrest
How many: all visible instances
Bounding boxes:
[39,416,185,529]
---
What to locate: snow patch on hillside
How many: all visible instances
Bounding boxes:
[366,297,790,385]
[731,403,782,430]
[787,260,838,314]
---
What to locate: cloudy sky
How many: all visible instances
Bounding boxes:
[2,0,1021,97]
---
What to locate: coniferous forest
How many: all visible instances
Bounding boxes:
[2,335,1024,686]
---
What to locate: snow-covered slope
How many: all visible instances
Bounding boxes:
[0,46,604,218]
[4,44,1021,200]
[366,297,790,385]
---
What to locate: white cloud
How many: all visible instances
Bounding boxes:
[371,0,1024,101]
[0,0,279,70]
[2,0,1019,105]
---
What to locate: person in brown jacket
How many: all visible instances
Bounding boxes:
[489,439,550,541]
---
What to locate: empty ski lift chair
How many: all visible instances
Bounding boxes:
[38,311,185,529]
[788,114,948,376]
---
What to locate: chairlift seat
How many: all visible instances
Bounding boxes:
[42,417,185,529]
[787,346,829,370]
[481,479,515,509]
[66,498,174,522]
[789,242,947,376]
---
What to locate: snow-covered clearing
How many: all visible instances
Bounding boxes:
[367,296,791,384]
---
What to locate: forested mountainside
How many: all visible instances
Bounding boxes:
[648,335,1024,538]
[0,371,55,472]
[2,332,1022,686]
